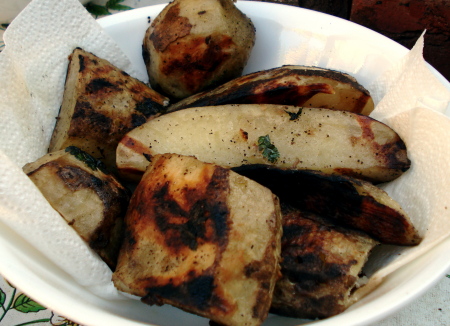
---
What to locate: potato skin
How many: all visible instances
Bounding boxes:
[271,204,378,319]
[169,65,375,115]
[113,154,282,326]
[23,147,130,269]
[143,0,256,99]
[116,104,410,183]
[49,48,169,171]
[235,167,421,246]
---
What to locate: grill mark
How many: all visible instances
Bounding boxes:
[150,3,192,52]
[134,97,166,118]
[29,161,129,269]
[244,238,279,321]
[170,66,370,112]
[131,114,147,128]
[132,159,233,313]
[160,34,235,94]
[85,78,121,94]
[119,135,153,158]
[151,166,231,252]
[353,93,371,114]
[269,206,375,318]
[174,74,334,110]
[234,166,419,245]
[69,101,113,140]
[142,273,215,308]
[353,114,410,171]
[78,54,85,72]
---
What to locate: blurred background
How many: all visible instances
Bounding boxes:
[258,0,450,81]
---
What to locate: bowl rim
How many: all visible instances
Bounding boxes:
[1,2,449,326]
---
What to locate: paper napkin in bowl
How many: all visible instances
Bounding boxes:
[0,0,90,23]
[0,0,449,304]
[350,34,450,302]
[0,0,144,300]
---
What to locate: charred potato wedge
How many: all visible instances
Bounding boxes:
[143,0,256,99]
[23,146,130,269]
[235,167,421,246]
[271,204,378,319]
[49,48,170,171]
[113,154,282,326]
[169,65,374,115]
[117,104,410,183]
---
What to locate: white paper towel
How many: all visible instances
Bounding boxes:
[0,0,144,300]
[0,0,449,304]
[350,34,450,301]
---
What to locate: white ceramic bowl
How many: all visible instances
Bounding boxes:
[1,2,450,326]
[0,0,90,23]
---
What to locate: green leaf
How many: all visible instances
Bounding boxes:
[285,108,303,120]
[85,3,111,17]
[13,294,46,313]
[258,135,280,163]
[65,146,109,174]
[0,288,5,306]
[106,0,130,9]
[109,5,133,10]
[106,0,122,5]
[108,4,133,11]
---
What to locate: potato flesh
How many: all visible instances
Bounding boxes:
[24,151,103,239]
[23,148,129,269]
[117,104,410,183]
[113,153,282,326]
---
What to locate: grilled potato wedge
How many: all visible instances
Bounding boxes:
[23,146,130,269]
[271,204,378,319]
[116,104,410,183]
[143,0,255,99]
[235,166,421,246]
[113,154,282,326]
[49,48,170,171]
[168,65,374,114]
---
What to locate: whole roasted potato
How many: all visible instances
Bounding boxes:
[143,0,256,99]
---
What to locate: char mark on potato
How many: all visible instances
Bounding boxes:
[234,166,420,245]
[150,3,192,52]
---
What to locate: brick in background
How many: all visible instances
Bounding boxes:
[298,0,352,19]
[350,0,450,81]
[256,0,301,7]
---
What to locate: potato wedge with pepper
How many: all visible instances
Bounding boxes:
[23,146,130,269]
[49,48,169,171]
[168,65,374,115]
[143,0,255,99]
[116,104,410,183]
[113,153,282,326]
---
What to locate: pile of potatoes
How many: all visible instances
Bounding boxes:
[22,0,420,325]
